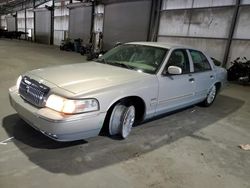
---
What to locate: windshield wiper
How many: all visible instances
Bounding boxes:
[96,59,134,70]
[111,62,134,70]
[95,58,108,64]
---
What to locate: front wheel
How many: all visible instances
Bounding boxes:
[202,85,217,107]
[109,103,136,139]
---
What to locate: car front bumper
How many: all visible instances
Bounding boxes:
[9,86,106,142]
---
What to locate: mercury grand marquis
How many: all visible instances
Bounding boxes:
[9,42,227,141]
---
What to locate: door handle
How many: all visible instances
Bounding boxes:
[210,75,214,79]
[189,78,195,82]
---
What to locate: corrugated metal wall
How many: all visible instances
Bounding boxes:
[0,15,7,29]
[103,0,152,50]
[68,5,92,44]
[6,15,16,31]
[229,4,250,66]
[17,10,26,39]
[54,2,69,46]
[35,10,51,44]
[158,0,250,67]
[2,0,250,65]
[26,9,34,41]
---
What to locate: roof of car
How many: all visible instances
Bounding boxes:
[126,41,193,50]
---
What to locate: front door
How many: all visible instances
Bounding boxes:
[157,49,195,114]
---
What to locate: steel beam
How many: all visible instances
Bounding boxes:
[33,0,36,42]
[50,0,54,45]
[24,8,27,40]
[151,0,162,41]
[222,0,241,67]
[157,35,228,40]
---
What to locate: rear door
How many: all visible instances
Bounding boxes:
[188,49,215,101]
[157,49,195,114]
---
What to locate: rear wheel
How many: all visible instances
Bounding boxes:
[109,102,135,139]
[202,85,217,107]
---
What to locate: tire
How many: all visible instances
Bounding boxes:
[202,85,217,107]
[109,102,136,139]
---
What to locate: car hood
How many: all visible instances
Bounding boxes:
[28,62,151,95]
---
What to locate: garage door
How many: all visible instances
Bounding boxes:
[69,6,92,44]
[35,10,51,44]
[6,16,16,31]
[103,0,152,50]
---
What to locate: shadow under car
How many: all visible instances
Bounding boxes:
[2,94,244,175]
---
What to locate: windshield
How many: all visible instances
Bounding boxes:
[95,44,168,74]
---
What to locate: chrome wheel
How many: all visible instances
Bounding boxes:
[121,106,135,138]
[109,103,135,138]
[207,85,216,104]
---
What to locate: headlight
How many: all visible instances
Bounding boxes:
[45,94,99,114]
[16,75,22,89]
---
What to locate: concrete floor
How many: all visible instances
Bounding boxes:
[0,39,250,188]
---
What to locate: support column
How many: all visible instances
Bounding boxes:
[33,0,36,42]
[150,0,163,41]
[24,8,27,40]
[222,0,241,67]
[15,11,18,32]
[50,0,55,45]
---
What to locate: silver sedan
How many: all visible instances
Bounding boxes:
[9,42,227,141]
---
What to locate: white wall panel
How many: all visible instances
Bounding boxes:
[188,8,233,38]
[159,8,234,38]
[241,0,250,4]
[233,7,250,39]
[26,18,34,29]
[55,6,69,16]
[162,0,193,10]
[193,0,235,8]
[26,9,34,29]
[158,36,227,61]
[17,10,25,31]
[162,0,235,10]
[54,2,69,44]
[160,0,250,66]
[0,15,7,29]
[6,16,16,31]
[54,30,66,45]
[26,9,34,19]
[54,6,69,31]
[54,16,69,31]
[158,10,190,36]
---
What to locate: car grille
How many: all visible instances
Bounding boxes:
[19,76,50,107]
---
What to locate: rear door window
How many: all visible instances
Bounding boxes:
[189,50,212,72]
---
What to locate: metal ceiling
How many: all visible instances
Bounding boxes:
[0,0,52,14]
[0,0,148,14]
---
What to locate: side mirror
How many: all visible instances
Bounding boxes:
[168,66,182,75]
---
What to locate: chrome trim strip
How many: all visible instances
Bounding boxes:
[158,93,194,105]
